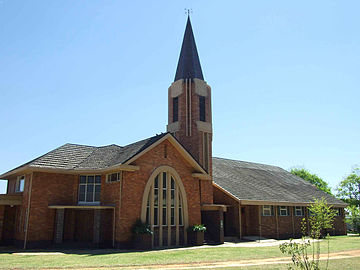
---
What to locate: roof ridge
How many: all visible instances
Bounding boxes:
[213,156,283,170]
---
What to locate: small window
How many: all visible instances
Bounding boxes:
[262,205,274,216]
[15,175,25,192]
[199,96,205,122]
[294,206,304,216]
[78,175,101,204]
[106,172,122,183]
[173,97,179,122]
[278,206,289,216]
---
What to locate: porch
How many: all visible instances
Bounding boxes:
[48,205,115,248]
[0,194,22,245]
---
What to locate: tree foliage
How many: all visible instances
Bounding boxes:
[336,168,360,208]
[346,205,360,234]
[291,168,332,195]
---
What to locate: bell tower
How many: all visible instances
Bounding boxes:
[167,16,213,174]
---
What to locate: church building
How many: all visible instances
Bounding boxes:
[0,17,346,249]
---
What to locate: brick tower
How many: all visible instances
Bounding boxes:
[167,16,213,175]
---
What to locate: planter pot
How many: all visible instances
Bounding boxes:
[188,231,204,246]
[133,234,152,250]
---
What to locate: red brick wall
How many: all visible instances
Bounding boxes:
[27,172,77,242]
[169,81,213,175]
[117,139,202,243]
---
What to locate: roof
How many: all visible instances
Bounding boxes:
[212,157,346,206]
[174,16,204,81]
[1,133,168,176]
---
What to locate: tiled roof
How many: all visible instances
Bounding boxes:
[3,133,167,174]
[212,157,345,206]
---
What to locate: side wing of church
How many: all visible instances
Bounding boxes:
[0,17,347,249]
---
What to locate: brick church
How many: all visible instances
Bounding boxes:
[0,17,346,249]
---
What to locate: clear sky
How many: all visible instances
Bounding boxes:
[0,1,359,194]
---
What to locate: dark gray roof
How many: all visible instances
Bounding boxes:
[174,16,204,81]
[3,133,167,174]
[212,157,345,206]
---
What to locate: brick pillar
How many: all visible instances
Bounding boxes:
[93,209,101,245]
[54,209,65,244]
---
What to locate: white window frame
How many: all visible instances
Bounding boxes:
[106,172,122,183]
[294,206,304,216]
[262,205,273,216]
[15,175,25,193]
[78,175,101,205]
[278,206,289,216]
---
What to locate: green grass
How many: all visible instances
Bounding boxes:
[0,235,358,269]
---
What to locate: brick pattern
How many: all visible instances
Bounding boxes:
[117,139,202,244]
[169,81,212,175]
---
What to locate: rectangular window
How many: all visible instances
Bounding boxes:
[173,97,179,122]
[15,175,25,192]
[106,172,122,183]
[294,206,304,216]
[199,96,205,122]
[278,206,289,216]
[262,205,274,216]
[78,175,101,204]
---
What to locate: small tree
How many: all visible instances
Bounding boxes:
[279,198,336,270]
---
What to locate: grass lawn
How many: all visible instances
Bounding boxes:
[0,235,358,269]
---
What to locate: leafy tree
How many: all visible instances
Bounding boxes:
[291,168,332,195]
[346,205,360,234]
[336,168,360,208]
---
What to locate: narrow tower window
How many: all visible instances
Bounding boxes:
[199,96,205,122]
[172,97,179,122]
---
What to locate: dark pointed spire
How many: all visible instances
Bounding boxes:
[174,16,204,81]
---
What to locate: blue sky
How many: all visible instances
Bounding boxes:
[0,0,359,193]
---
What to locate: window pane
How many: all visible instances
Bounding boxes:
[80,176,86,183]
[171,177,175,189]
[171,190,175,206]
[86,185,94,202]
[79,185,86,194]
[79,192,85,202]
[95,175,101,183]
[171,208,175,225]
[88,176,94,183]
[146,207,150,224]
[154,176,158,188]
[94,191,101,202]
[154,189,158,206]
[154,208,158,226]
[163,190,167,206]
[163,172,167,188]
[163,208,167,225]
[19,180,25,192]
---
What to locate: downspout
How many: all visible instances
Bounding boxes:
[23,172,33,249]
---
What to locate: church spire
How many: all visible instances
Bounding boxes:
[174,16,204,82]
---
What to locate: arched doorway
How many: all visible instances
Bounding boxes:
[141,166,188,247]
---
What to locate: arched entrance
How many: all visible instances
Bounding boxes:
[141,166,188,247]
